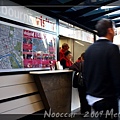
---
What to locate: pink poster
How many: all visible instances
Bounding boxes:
[23,29,56,68]
[23,30,33,68]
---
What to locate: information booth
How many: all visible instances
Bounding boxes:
[0,1,73,119]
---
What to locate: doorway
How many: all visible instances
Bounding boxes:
[59,35,91,62]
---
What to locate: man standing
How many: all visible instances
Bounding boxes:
[84,18,120,120]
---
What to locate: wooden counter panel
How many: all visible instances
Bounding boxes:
[32,72,73,114]
[0,74,45,119]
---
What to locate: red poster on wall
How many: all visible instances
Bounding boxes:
[23,30,33,68]
[23,29,56,68]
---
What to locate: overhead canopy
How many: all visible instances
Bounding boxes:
[10,0,120,33]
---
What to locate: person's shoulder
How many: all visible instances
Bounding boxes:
[59,49,62,53]
[60,49,64,53]
[111,43,119,51]
[106,42,120,55]
[107,42,119,49]
[60,57,66,61]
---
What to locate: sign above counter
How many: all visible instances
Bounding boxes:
[59,20,94,43]
[0,5,57,32]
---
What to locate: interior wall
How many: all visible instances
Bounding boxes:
[73,40,91,62]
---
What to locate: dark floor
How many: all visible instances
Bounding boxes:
[18,114,120,120]
[43,113,120,120]
[57,114,99,120]
[42,116,98,120]
[17,109,120,120]
[61,116,97,120]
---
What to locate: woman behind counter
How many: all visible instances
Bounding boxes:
[60,50,73,69]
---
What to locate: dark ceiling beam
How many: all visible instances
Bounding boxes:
[83,16,120,30]
[83,8,105,16]
[83,7,120,17]
[113,19,120,24]
[59,0,85,11]
[83,0,118,5]
[64,0,84,5]
[60,0,118,18]
[84,13,120,28]
[115,23,120,27]
[75,7,120,24]
[60,6,97,18]
[105,14,120,20]
[92,13,120,22]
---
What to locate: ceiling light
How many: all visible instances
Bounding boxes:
[75,41,84,46]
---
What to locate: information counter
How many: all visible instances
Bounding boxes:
[30,70,73,114]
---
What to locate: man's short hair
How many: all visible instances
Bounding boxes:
[95,18,115,37]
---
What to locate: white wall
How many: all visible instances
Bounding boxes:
[73,40,91,62]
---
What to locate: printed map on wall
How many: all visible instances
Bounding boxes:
[0,23,56,70]
[0,24,23,69]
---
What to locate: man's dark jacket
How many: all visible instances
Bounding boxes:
[84,39,120,98]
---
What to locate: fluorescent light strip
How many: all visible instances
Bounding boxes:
[75,41,84,46]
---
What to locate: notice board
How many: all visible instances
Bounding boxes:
[0,21,56,71]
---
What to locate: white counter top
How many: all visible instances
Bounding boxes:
[29,70,73,74]
[0,67,50,73]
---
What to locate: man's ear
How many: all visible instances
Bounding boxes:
[108,28,113,34]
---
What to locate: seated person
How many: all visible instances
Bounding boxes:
[60,50,73,69]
